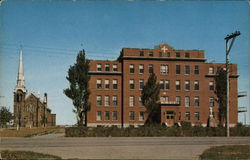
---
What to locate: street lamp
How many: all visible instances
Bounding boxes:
[224,31,240,137]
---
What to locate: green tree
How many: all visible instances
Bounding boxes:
[0,107,12,127]
[141,73,161,125]
[214,67,227,126]
[64,50,91,127]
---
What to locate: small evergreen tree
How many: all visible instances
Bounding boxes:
[0,107,12,127]
[141,73,161,125]
[214,67,227,126]
[64,50,90,127]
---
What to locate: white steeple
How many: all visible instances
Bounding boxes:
[15,50,26,93]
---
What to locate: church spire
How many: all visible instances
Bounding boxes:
[15,49,26,93]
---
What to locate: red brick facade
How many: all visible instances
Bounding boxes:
[87,43,238,127]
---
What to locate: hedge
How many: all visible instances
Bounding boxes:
[65,124,250,137]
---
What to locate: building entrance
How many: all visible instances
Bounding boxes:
[165,111,175,126]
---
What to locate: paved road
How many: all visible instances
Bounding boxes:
[1,134,250,160]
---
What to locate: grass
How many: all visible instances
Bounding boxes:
[200,145,250,160]
[0,150,62,160]
[0,126,65,137]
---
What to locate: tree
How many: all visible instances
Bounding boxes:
[214,67,227,126]
[0,107,12,127]
[64,50,91,127]
[141,73,161,125]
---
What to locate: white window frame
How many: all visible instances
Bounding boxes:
[129,96,135,107]
[104,96,110,107]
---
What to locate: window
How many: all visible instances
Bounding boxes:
[105,64,110,71]
[130,64,135,73]
[97,64,102,71]
[165,80,170,90]
[194,80,199,90]
[113,64,118,72]
[129,111,135,121]
[176,65,181,74]
[96,111,102,121]
[209,67,214,74]
[160,80,164,90]
[139,64,144,74]
[148,52,153,57]
[129,96,135,107]
[113,111,118,120]
[160,96,169,103]
[194,112,200,121]
[104,96,110,106]
[139,112,144,121]
[139,79,144,90]
[140,51,144,56]
[185,52,190,58]
[139,97,143,106]
[160,65,168,75]
[194,65,199,74]
[105,80,110,89]
[209,97,215,107]
[96,96,102,106]
[113,79,118,89]
[159,52,162,57]
[130,79,135,89]
[209,81,214,90]
[176,52,180,57]
[185,112,190,121]
[104,111,110,120]
[176,80,181,91]
[167,52,170,57]
[185,96,190,107]
[194,97,199,107]
[113,96,117,106]
[96,79,102,89]
[149,64,153,73]
[185,80,190,91]
[176,96,181,105]
[185,65,190,75]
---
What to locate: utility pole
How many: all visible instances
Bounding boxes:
[224,31,240,137]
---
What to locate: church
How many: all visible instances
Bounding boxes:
[13,50,56,128]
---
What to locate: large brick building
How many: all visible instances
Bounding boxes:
[13,50,56,128]
[87,43,238,127]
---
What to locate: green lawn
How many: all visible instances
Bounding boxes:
[200,145,250,160]
[0,150,62,160]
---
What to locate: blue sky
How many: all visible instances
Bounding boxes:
[0,0,249,125]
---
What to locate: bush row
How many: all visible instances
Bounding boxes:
[65,124,250,137]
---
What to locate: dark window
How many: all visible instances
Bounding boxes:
[129,111,135,121]
[176,65,181,74]
[149,64,153,73]
[194,65,199,74]
[97,64,102,71]
[165,80,170,90]
[194,112,200,121]
[194,97,199,107]
[176,52,180,57]
[129,64,134,73]
[113,64,118,72]
[176,80,181,91]
[148,52,153,57]
[194,80,199,90]
[185,52,190,58]
[185,81,190,91]
[139,80,144,90]
[140,51,144,56]
[185,112,190,120]
[185,65,190,74]
[105,64,110,71]
[209,81,214,90]
[160,80,164,90]
[159,52,162,57]
[113,79,118,89]
[139,64,144,74]
[130,79,135,89]
[167,52,170,57]
[105,111,110,120]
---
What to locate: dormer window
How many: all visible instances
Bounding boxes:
[176,52,180,57]
[105,64,110,71]
[113,64,118,72]
[139,51,144,56]
[97,64,102,71]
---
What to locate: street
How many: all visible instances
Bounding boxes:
[1,134,250,160]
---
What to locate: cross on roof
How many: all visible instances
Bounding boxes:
[161,46,168,53]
